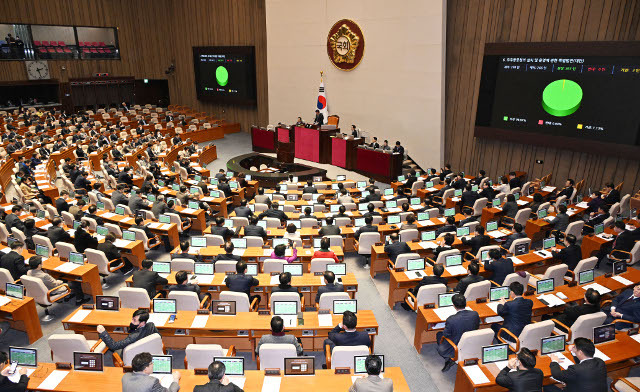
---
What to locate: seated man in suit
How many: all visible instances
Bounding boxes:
[271,271,302,297]
[316,271,344,305]
[233,199,253,218]
[172,240,202,262]
[318,217,341,237]
[549,178,575,203]
[502,223,527,253]
[194,361,244,392]
[471,170,486,186]
[548,338,608,392]
[461,183,480,212]
[508,172,521,190]
[501,194,519,221]
[98,233,130,273]
[348,355,393,392]
[363,203,381,219]
[365,178,379,193]
[384,233,411,263]
[47,217,72,247]
[225,261,260,305]
[354,215,378,241]
[214,242,242,262]
[433,233,455,261]
[257,202,288,224]
[5,205,26,233]
[453,262,484,295]
[121,352,180,392]
[548,204,570,240]
[555,288,601,328]
[439,164,452,181]
[361,190,382,203]
[256,316,303,356]
[55,190,71,214]
[253,187,272,207]
[435,216,457,237]
[325,310,371,353]
[603,182,620,207]
[168,270,204,301]
[132,259,169,298]
[434,177,453,200]
[97,309,159,354]
[551,234,581,271]
[437,293,480,371]
[303,179,317,194]
[244,216,267,239]
[484,248,514,285]
[0,240,27,280]
[604,283,640,325]
[402,264,448,311]
[582,205,609,234]
[461,225,491,256]
[596,221,635,268]
[479,180,496,201]
[491,282,533,340]
[495,347,543,392]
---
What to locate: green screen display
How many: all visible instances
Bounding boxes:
[354,355,383,374]
[579,270,594,285]
[273,301,297,315]
[6,283,23,299]
[153,262,171,273]
[407,259,425,271]
[152,356,172,373]
[153,299,176,313]
[482,344,508,364]
[490,287,510,302]
[333,300,356,314]
[438,293,455,307]
[215,357,243,376]
[541,336,565,355]
[10,348,36,366]
[194,263,213,275]
[537,279,554,293]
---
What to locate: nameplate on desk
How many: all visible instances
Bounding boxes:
[424,303,435,309]
[207,287,219,292]
[318,309,330,315]
[463,358,478,366]
[197,309,209,315]
[365,327,376,334]
[55,362,72,370]
[375,242,383,246]
[271,272,279,276]
[394,267,404,272]
[258,310,271,316]
[524,289,535,296]
[225,271,235,275]
[475,297,487,303]
[194,368,208,375]
[265,369,281,376]
[346,286,356,292]
[335,367,350,374]
[314,272,324,276]
[254,287,264,293]
[302,330,313,336]
[605,273,613,278]
[175,329,186,335]
[628,328,639,336]
[82,304,94,310]
[237,330,248,336]
[568,281,577,287]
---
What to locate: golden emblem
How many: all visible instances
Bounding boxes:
[329,24,360,64]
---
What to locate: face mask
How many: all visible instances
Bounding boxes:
[128,323,138,333]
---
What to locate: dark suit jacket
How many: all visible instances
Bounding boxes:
[244,225,267,239]
[461,191,479,208]
[496,366,544,392]
[549,357,608,392]
[112,191,129,208]
[193,380,243,392]
[612,230,635,253]
[0,251,28,280]
[484,258,514,285]
[99,322,159,351]
[384,241,411,262]
[257,209,288,222]
[551,213,570,232]
[611,289,640,322]
[443,309,481,345]
[213,253,241,262]
[168,283,201,298]
[47,226,71,247]
[272,284,302,297]
[503,232,527,252]
[509,177,522,190]
[5,213,25,233]
[497,297,533,337]
[210,226,236,240]
[328,325,371,347]
[604,189,620,206]
[133,269,169,298]
[454,275,484,295]
[172,252,202,263]
[354,225,378,240]
[411,275,448,295]
[97,241,120,261]
[303,185,318,193]
[479,187,496,200]
[435,224,457,237]
[234,206,253,218]
[319,225,341,236]
[55,197,70,214]
[502,201,519,219]
[555,303,600,327]
[0,374,30,392]
[225,273,259,297]
[128,196,148,215]
[461,234,491,255]
[433,245,453,261]
[74,228,98,253]
[551,244,582,271]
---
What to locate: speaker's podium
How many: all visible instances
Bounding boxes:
[276,126,295,163]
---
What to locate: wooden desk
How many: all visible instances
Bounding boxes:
[94,209,177,251]
[63,308,378,357]
[412,268,640,352]
[0,296,42,344]
[25,363,410,392]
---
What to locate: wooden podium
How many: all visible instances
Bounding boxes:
[277,141,294,163]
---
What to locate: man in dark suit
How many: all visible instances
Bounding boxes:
[363,203,381,219]
[303,179,317,194]
[325,310,371,352]
[316,271,344,305]
[451,173,466,190]
[549,338,608,392]
[213,242,242,263]
[603,183,620,207]
[437,293,480,371]
[210,217,237,241]
[479,181,496,201]
[0,240,28,280]
[193,360,244,392]
[5,205,26,233]
[461,226,491,256]
[384,233,411,263]
[168,270,204,300]
[361,190,382,203]
[225,261,260,304]
[502,194,519,220]
[55,191,71,214]
[117,167,134,186]
[132,259,169,298]
[318,217,341,236]
[435,216,457,238]
[434,177,453,200]
[495,348,544,392]
[471,170,486,186]
[408,263,448,296]
[433,233,455,261]
[548,204,571,240]
[47,217,72,247]
[555,288,601,327]
[439,164,452,181]
[74,221,98,253]
[461,184,479,212]
[484,248,514,285]
[244,216,267,239]
[98,233,129,272]
[551,234,582,271]
[502,223,527,253]
[172,240,202,262]
[604,284,640,325]
[508,172,521,190]
[550,178,575,202]
[218,178,232,198]
[257,202,288,223]
[582,205,609,234]
[454,262,484,295]
[392,141,405,156]
[491,282,533,339]
[354,215,378,240]
[313,109,324,125]
[233,199,253,218]
[596,221,635,267]
[271,272,302,297]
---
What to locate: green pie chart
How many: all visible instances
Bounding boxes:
[216,66,229,87]
[542,79,583,117]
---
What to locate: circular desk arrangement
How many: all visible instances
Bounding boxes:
[226,153,327,188]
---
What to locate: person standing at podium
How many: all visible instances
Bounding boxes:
[314,109,324,125]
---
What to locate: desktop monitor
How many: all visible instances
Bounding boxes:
[188,201,199,209]
[333,299,357,314]
[358,203,368,211]
[214,357,244,376]
[190,186,201,195]
[211,300,236,315]
[69,252,85,265]
[152,262,171,274]
[387,215,401,225]
[543,237,556,250]
[613,261,627,275]
[417,212,430,221]
[480,250,491,261]
[482,344,509,364]
[158,180,166,187]
[314,176,323,183]
[514,242,529,256]
[73,220,81,230]
[122,230,136,241]
[279,184,287,193]
[593,324,616,344]
[194,175,202,182]
[384,188,394,196]
[231,238,247,249]
[96,226,109,236]
[397,175,406,182]
[578,269,595,285]
[337,175,346,181]
[354,355,384,375]
[190,236,207,248]
[272,238,288,248]
[538,209,548,219]
[223,219,234,228]
[147,194,156,203]
[151,355,172,374]
[95,295,119,311]
[541,335,566,355]
[35,244,49,258]
[411,197,421,205]
[211,190,222,198]
[159,214,171,224]
[486,221,498,232]
[330,204,340,212]
[421,231,436,241]
[73,352,104,372]
[36,210,46,219]
[456,226,470,237]
[194,263,214,275]
[354,218,366,227]
[245,263,258,276]
[9,347,37,367]
[489,286,510,302]
[357,181,366,188]
[226,171,234,178]
[172,184,180,191]
[438,293,455,307]
[313,238,322,248]
[282,263,303,276]
[229,181,239,189]
[454,189,463,197]
[444,208,455,217]
[153,299,177,313]
[594,223,605,235]
[471,185,479,192]
[5,283,24,300]
[326,263,346,276]
[115,206,125,215]
[287,220,301,229]
[284,357,315,376]
[492,198,501,207]
[445,254,462,267]
[536,278,554,294]
[287,194,299,201]
[406,258,425,272]
[425,181,434,188]
[385,201,397,209]
[273,301,298,315]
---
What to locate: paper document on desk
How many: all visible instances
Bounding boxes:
[151,374,175,389]
[436,217,446,223]
[488,230,507,239]
[485,302,500,313]
[201,196,215,202]
[596,233,613,241]
[538,294,565,307]
[445,265,467,276]
[387,207,402,213]
[433,306,471,321]
[510,256,524,265]
[594,348,610,362]
[419,241,438,250]
[147,222,162,229]
[8,367,35,383]
[195,275,214,285]
[575,201,589,208]
[191,315,209,328]
[229,377,246,390]
[69,309,92,323]
[631,334,640,344]
[181,208,196,214]
[581,283,611,295]
[55,262,81,273]
[536,250,552,258]
[113,239,133,248]
[516,200,528,206]
[261,376,282,392]
[548,353,572,369]
[612,275,633,286]
[232,249,245,257]
[318,314,333,327]
[451,197,461,202]
[542,186,556,192]
[101,212,116,219]
[40,223,52,230]
[263,249,272,257]
[0,296,11,307]
[148,313,170,327]
[37,370,69,390]
[426,187,438,192]
[160,190,171,195]
[462,365,490,385]
[419,220,435,226]
[270,275,280,285]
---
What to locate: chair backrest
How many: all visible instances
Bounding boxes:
[264,217,281,228]
[11,227,26,242]
[168,291,200,311]
[542,264,569,287]
[215,260,237,273]
[46,204,58,219]
[502,272,529,287]
[300,218,318,228]
[270,292,301,312]
[509,238,531,254]
[48,334,91,363]
[458,329,495,361]
[620,194,631,216]
[537,202,550,213]
[609,202,621,220]
[55,242,76,260]
[262,259,287,273]
[357,232,381,255]
[258,343,296,370]
[393,253,421,270]
[129,228,151,250]
[33,235,54,256]
[85,248,111,275]
[104,222,122,238]
[565,221,584,238]
[569,312,607,343]
[21,275,51,305]
[231,217,249,227]
[330,345,370,369]
[573,257,597,275]
[554,196,567,211]
[399,229,419,242]
[627,241,640,265]
[318,292,350,309]
[414,283,447,308]
[61,211,74,227]
[472,198,488,216]
[254,203,268,213]
[205,234,224,247]
[435,249,460,264]
[334,217,351,227]
[310,258,337,273]
[441,188,455,202]
[185,344,225,369]
[327,235,344,248]
[514,208,531,226]
[118,287,151,309]
[122,333,164,366]
[81,217,98,231]
[166,213,183,232]
[464,280,491,301]
[517,320,555,352]
[0,268,15,287]
[219,291,251,312]
[171,258,195,272]
[602,216,614,229]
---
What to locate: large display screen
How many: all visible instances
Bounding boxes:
[475,42,640,157]
[193,46,257,105]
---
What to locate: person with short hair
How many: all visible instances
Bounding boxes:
[256,316,303,356]
[491,282,533,339]
[325,311,371,352]
[484,248,514,285]
[283,223,301,242]
[433,233,455,260]
[132,259,169,298]
[172,240,202,262]
[194,360,244,392]
[225,261,260,305]
[435,216,457,237]
[318,217,341,236]
[384,232,411,262]
[461,225,491,255]
[271,272,301,297]
[548,338,607,392]
[74,220,98,253]
[243,216,267,239]
[312,237,339,262]
[437,293,480,371]
[27,255,68,296]
[551,234,581,271]
[122,352,180,392]
[348,354,393,392]
[214,242,242,262]
[316,270,344,305]
[502,223,527,252]
[604,283,640,325]
[0,240,27,280]
[0,350,30,392]
[168,270,204,300]
[410,264,447,296]
[495,347,543,391]
[555,288,601,327]
[98,309,159,352]
[233,199,253,218]
[453,262,484,297]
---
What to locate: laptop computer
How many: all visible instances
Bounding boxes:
[190,236,207,248]
[9,347,37,367]
[333,299,357,314]
[5,283,24,300]
[387,215,401,225]
[273,301,298,327]
[444,208,455,217]
[486,220,498,232]
[438,293,455,308]
[69,251,85,265]
[35,244,49,261]
[282,263,303,276]
[421,231,436,241]
[481,343,508,364]
[406,258,426,279]
[456,226,470,237]
[214,357,245,377]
